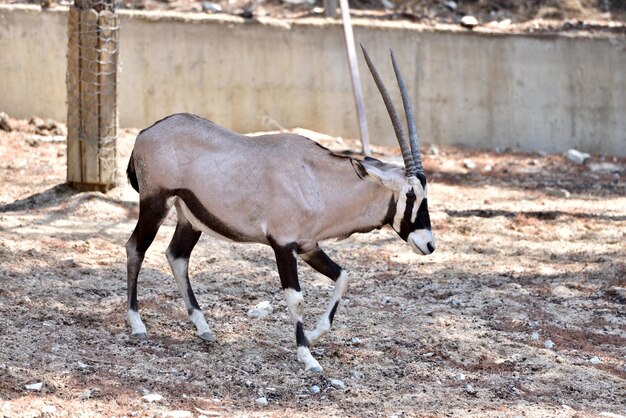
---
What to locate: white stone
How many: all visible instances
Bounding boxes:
[25,382,43,391]
[330,379,345,389]
[142,393,163,403]
[544,339,555,349]
[163,411,192,418]
[465,383,476,393]
[310,385,321,394]
[247,301,273,318]
[463,159,476,170]
[588,356,602,364]
[454,373,466,381]
[530,332,540,341]
[255,396,268,406]
[565,149,590,164]
[351,337,362,345]
[460,15,479,28]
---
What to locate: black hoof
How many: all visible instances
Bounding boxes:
[198,332,217,343]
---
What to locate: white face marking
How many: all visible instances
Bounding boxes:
[408,229,436,255]
[127,310,147,335]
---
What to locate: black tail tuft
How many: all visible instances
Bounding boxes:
[127,152,139,192]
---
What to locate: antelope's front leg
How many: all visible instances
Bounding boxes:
[301,245,348,345]
[271,241,322,373]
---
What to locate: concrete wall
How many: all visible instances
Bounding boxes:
[1,5,625,155]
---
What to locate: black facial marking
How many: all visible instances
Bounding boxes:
[415,198,432,230]
[171,189,251,242]
[398,192,416,241]
[329,301,340,325]
[296,321,308,347]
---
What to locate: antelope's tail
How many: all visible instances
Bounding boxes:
[126,152,139,193]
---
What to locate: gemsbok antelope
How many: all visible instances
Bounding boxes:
[125,47,435,372]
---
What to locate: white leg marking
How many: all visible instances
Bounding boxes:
[166,254,214,337]
[127,309,147,336]
[297,346,323,373]
[306,270,349,345]
[190,309,212,335]
[284,288,304,324]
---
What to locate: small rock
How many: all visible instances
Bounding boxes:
[247,301,273,318]
[330,379,346,389]
[450,298,461,307]
[255,396,268,406]
[443,1,457,10]
[454,373,466,381]
[588,356,602,365]
[0,112,12,131]
[201,1,222,12]
[350,370,364,379]
[530,331,540,341]
[423,352,435,357]
[483,164,493,172]
[429,145,440,156]
[465,383,476,394]
[544,339,555,349]
[310,385,321,394]
[381,0,394,9]
[142,393,163,403]
[460,15,479,28]
[41,405,57,414]
[565,149,590,165]
[545,188,571,198]
[351,337,362,345]
[25,382,43,391]
[77,361,88,369]
[463,159,476,170]
[163,411,192,418]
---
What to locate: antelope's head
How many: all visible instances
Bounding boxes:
[353,46,436,256]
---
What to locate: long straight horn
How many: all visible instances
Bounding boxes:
[361,44,417,178]
[390,50,423,175]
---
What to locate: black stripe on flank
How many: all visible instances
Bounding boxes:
[329,301,340,325]
[296,321,308,347]
[171,189,252,242]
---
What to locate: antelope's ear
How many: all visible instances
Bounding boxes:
[351,159,402,189]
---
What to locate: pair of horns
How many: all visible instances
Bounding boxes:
[361,45,424,178]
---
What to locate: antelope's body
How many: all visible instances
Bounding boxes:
[130,114,394,250]
[125,48,436,372]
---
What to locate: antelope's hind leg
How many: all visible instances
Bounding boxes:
[166,200,216,343]
[271,241,323,373]
[126,195,173,339]
[300,245,348,345]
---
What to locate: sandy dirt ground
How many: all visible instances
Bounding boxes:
[0,118,625,417]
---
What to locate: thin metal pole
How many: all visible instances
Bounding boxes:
[339,0,370,156]
[324,0,337,18]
